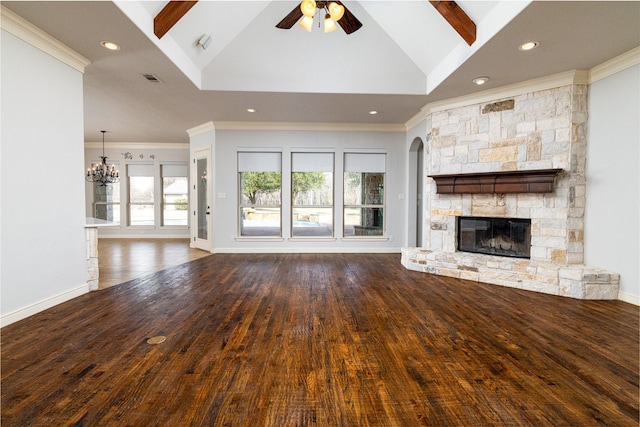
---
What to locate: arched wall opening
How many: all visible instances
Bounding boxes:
[408,137,424,247]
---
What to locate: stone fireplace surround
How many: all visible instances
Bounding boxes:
[402,75,619,300]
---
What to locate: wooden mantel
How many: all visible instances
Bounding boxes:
[428,169,563,194]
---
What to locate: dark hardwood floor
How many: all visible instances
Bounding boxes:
[2,253,638,426]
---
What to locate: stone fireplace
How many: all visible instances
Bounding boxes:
[402,76,619,299]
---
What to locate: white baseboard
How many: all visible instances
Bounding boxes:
[98,234,190,239]
[214,247,402,254]
[618,291,640,306]
[1,283,90,328]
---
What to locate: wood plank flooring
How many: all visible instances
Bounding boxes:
[97,238,211,289]
[2,253,638,426]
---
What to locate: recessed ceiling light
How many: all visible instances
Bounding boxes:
[519,41,539,51]
[472,77,489,86]
[100,41,120,51]
[369,110,378,115]
[246,108,256,113]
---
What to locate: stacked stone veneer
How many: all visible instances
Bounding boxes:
[86,227,99,291]
[402,82,619,299]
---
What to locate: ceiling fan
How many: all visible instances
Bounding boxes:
[276,0,363,34]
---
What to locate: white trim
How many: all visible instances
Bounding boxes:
[343,148,387,154]
[84,142,188,150]
[288,237,337,242]
[237,147,283,153]
[186,121,215,137]
[235,237,285,242]
[406,47,640,129]
[214,121,405,132]
[589,46,640,84]
[215,247,401,254]
[618,291,640,306]
[405,70,589,128]
[426,70,588,116]
[97,233,190,239]
[1,283,90,328]
[1,5,90,73]
[341,237,390,242]
[292,147,336,153]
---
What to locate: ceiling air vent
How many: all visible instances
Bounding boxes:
[141,73,162,83]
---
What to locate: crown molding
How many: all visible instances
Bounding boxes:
[423,70,588,116]
[84,142,188,150]
[213,121,405,132]
[405,47,640,130]
[589,46,640,84]
[1,5,90,73]
[186,121,215,137]
[405,70,589,128]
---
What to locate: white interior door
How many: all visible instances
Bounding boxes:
[193,148,212,251]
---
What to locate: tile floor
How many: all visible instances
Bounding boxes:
[98,238,211,289]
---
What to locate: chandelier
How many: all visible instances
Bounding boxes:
[299,0,345,33]
[86,131,119,186]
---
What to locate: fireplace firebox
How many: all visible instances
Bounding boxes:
[458,216,531,259]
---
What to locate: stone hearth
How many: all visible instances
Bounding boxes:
[401,248,619,299]
[403,76,619,300]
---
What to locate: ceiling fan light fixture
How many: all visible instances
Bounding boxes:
[324,15,338,33]
[300,0,316,17]
[328,2,345,21]
[299,15,314,32]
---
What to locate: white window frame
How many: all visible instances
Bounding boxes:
[343,152,386,239]
[92,161,121,224]
[290,152,335,240]
[237,150,283,239]
[127,163,155,228]
[161,163,189,228]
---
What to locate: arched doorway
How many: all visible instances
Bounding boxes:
[408,138,424,247]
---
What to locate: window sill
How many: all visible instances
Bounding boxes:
[235,237,284,242]
[341,236,389,242]
[288,237,337,242]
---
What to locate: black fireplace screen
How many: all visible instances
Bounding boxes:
[458,216,531,259]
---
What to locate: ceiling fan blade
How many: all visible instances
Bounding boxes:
[335,1,362,34]
[276,4,304,29]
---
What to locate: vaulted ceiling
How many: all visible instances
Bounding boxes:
[3,1,639,143]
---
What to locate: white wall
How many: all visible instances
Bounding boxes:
[586,64,640,304]
[1,30,88,325]
[84,143,190,238]
[210,127,406,252]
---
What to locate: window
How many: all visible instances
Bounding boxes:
[291,152,334,237]
[343,153,386,237]
[161,164,188,227]
[128,164,154,226]
[93,176,120,223]
[238,151,282,237]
